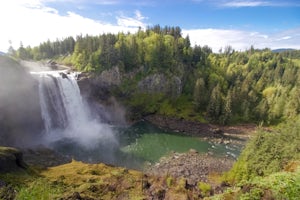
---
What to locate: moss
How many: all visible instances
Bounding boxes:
[166,176,173,188]
[0,146,20,156]
[198,182,212,197]
[0,146,28,173]
[40,160,145,199]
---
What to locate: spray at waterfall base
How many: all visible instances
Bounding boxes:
[31,71,121,162]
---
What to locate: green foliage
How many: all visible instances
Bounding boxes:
[12,25,300,125]
[16,178,62,200]
[220,165,300,200]
[158,95,205,121]
[127,93,165,119]
[198,182,212,197]
[224,118,300,183]
[166,176,173,188]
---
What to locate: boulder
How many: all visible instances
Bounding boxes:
[0,147,27,172]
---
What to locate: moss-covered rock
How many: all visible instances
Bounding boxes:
[0,146,27,172]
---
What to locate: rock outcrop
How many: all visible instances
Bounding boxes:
[95,66,122,87]
[77,66,122,102]
[137,73,182,97]
[0,147,27,172]
[77,67,127,125]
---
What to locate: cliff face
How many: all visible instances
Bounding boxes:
[77,67,126,125]
[137,73,182,97]
[0,56,43,147]
[77,66,183,122]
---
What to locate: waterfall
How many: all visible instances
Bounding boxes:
[31,70,117,149]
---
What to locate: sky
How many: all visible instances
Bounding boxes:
[0,0,299,53]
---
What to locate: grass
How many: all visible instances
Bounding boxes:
[291,58,300,67]
[17,178,63,200]
[198,182,212,197]
[40,160,145,199]
[1,158,218,199]
[0,160,146,200]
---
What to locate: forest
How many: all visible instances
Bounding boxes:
[1,25,300,199]
[12,25,300,125]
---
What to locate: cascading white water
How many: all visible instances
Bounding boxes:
[31,70,117,149]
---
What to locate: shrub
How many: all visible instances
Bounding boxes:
[198,182,212,197]
[224,118,300,183]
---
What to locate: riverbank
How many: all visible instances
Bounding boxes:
[144,114,257,145]
[142,115,258,193]
[146,150,234,190]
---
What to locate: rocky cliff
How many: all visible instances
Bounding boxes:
[137,73,182,97]
[77,66,183,123]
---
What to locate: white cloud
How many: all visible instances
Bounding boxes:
[219,0,300,7]
[0,1,146,52]
[183,28,300,52]
[135,10,146,21]
[0,0,299,53]
[222,1,268,7]
[278,36,291,40]
[117,10,147,28]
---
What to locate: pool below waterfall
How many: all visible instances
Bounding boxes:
[51,121,241,169]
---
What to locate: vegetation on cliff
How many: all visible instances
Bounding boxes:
[12,25,300,125]
[225,118,300,183]
[219,118,300,199]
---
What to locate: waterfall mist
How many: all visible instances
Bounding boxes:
[0,56,43,147]
[1,57,136,167]
[31,70,119,157]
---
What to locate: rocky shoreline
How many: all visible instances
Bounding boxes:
[146,150,234,186]
[141,114,259,192]
[144,114,257,145]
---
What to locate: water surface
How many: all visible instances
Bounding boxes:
[52,121,240,169]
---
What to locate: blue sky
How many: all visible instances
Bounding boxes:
[0,0,299,52]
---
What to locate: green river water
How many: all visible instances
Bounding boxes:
[52,121,240,169]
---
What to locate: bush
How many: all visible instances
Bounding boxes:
[198,182,212,197]
[224,118,300,183]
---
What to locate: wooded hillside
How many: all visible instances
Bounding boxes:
[13,25,300,125]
